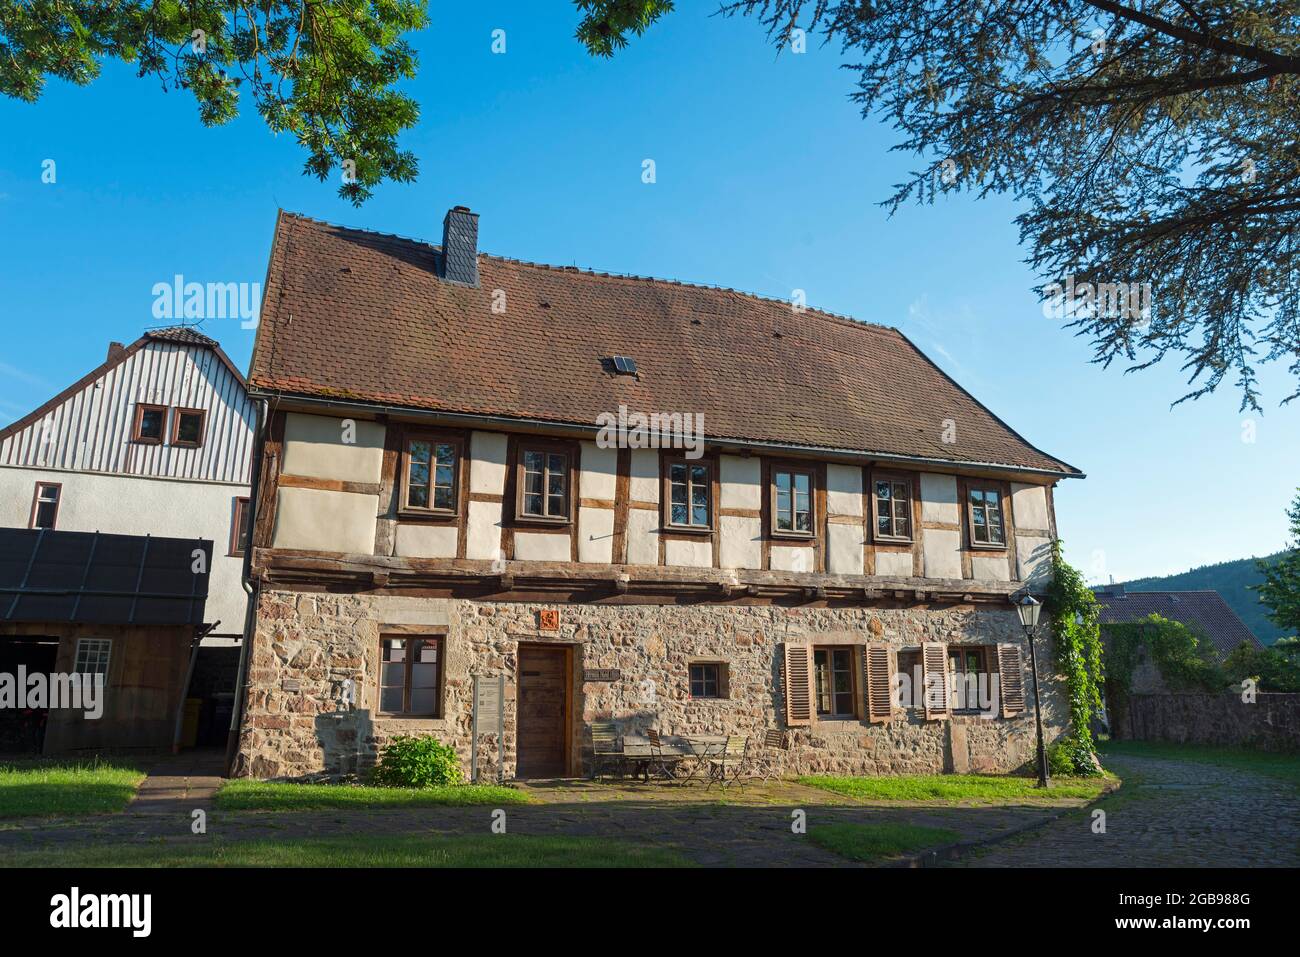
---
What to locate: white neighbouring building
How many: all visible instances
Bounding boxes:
[0,326,255,646]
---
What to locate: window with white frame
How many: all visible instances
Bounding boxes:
[74,638,112,678]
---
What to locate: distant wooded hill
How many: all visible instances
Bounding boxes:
[1120,554,1292,646]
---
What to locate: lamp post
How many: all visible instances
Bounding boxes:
[1016,593,1050,788]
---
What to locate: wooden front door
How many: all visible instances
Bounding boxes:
[516,644,569,778]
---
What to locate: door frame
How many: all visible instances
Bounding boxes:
[515,642,574,778]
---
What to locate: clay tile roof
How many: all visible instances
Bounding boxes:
[249,211,1082,477]
[146,325,221,348]
[1094,589,1264,658]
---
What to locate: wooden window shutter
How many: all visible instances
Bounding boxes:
[921,642,949,720]
[997,643,1026,717]
[864,644,894,724]
[782,644,814,727]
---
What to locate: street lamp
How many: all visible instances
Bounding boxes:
[1015,593,1050,788]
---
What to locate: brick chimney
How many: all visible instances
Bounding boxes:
[440,206,479,287]
[107,341,125,362]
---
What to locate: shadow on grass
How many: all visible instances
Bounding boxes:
[215,780,531,811]
[1,834,695,868]
[809,823,962,864]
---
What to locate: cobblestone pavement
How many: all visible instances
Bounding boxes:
[0,777,1086,868]
[950,752,1300,868]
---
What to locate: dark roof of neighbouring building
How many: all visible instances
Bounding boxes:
[0,529,212,627]
[248,211,1083,478]
[1094,587,1264,657]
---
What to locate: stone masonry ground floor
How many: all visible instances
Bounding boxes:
[234,590,1068,781]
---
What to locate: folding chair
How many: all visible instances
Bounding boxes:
[706,735,750,790]
[589,720,624,781]
[753,729,789,784]
[644,728,679,783]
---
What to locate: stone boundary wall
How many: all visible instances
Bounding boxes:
[1125,693,1300,752]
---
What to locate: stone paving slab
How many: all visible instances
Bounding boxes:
[947,752,1300,868]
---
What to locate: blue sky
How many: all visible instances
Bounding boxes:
[0,1,1296,582]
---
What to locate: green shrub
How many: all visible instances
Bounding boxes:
[1048,735,1102,777]
[369,735,463,788]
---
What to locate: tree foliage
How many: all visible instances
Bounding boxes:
[0,0,428,204]
[1255,488,1300,637]
[586,1,1300,409]
[575,0,675,57]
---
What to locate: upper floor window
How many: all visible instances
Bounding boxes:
[518,446,570,522]
[132,404,166,444]
[172,408,206,448]
[30,482,61,529]
[968,485,1006,547]
[771,466,814,537]
[401,435,460,515]
[872,474,912,542]
[230,497,251,557]
[665,459,711,529]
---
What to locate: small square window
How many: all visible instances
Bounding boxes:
[172,409,206,447]
[74,638,112,677]
[689,662,727,699]
[133,404,166,444]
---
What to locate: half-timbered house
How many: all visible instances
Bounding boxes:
[234,207,1084,780]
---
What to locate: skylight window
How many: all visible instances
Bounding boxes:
[610,355,638,375]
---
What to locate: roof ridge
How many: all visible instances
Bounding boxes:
[278,211,897,337]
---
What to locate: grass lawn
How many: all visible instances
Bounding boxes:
[809,823,962,863]
[797,772,1110,803]
[0,759,146,818]
[0,834,690,868]
[215,779,532,811]
[1099,740,1300,788]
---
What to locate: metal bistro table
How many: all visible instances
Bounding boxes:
[621,734,727,784]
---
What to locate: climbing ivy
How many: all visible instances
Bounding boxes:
[1103,614,1223,696]
[1042,540,1104,773]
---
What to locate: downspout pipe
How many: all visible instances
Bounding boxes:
[225,397,270,775]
